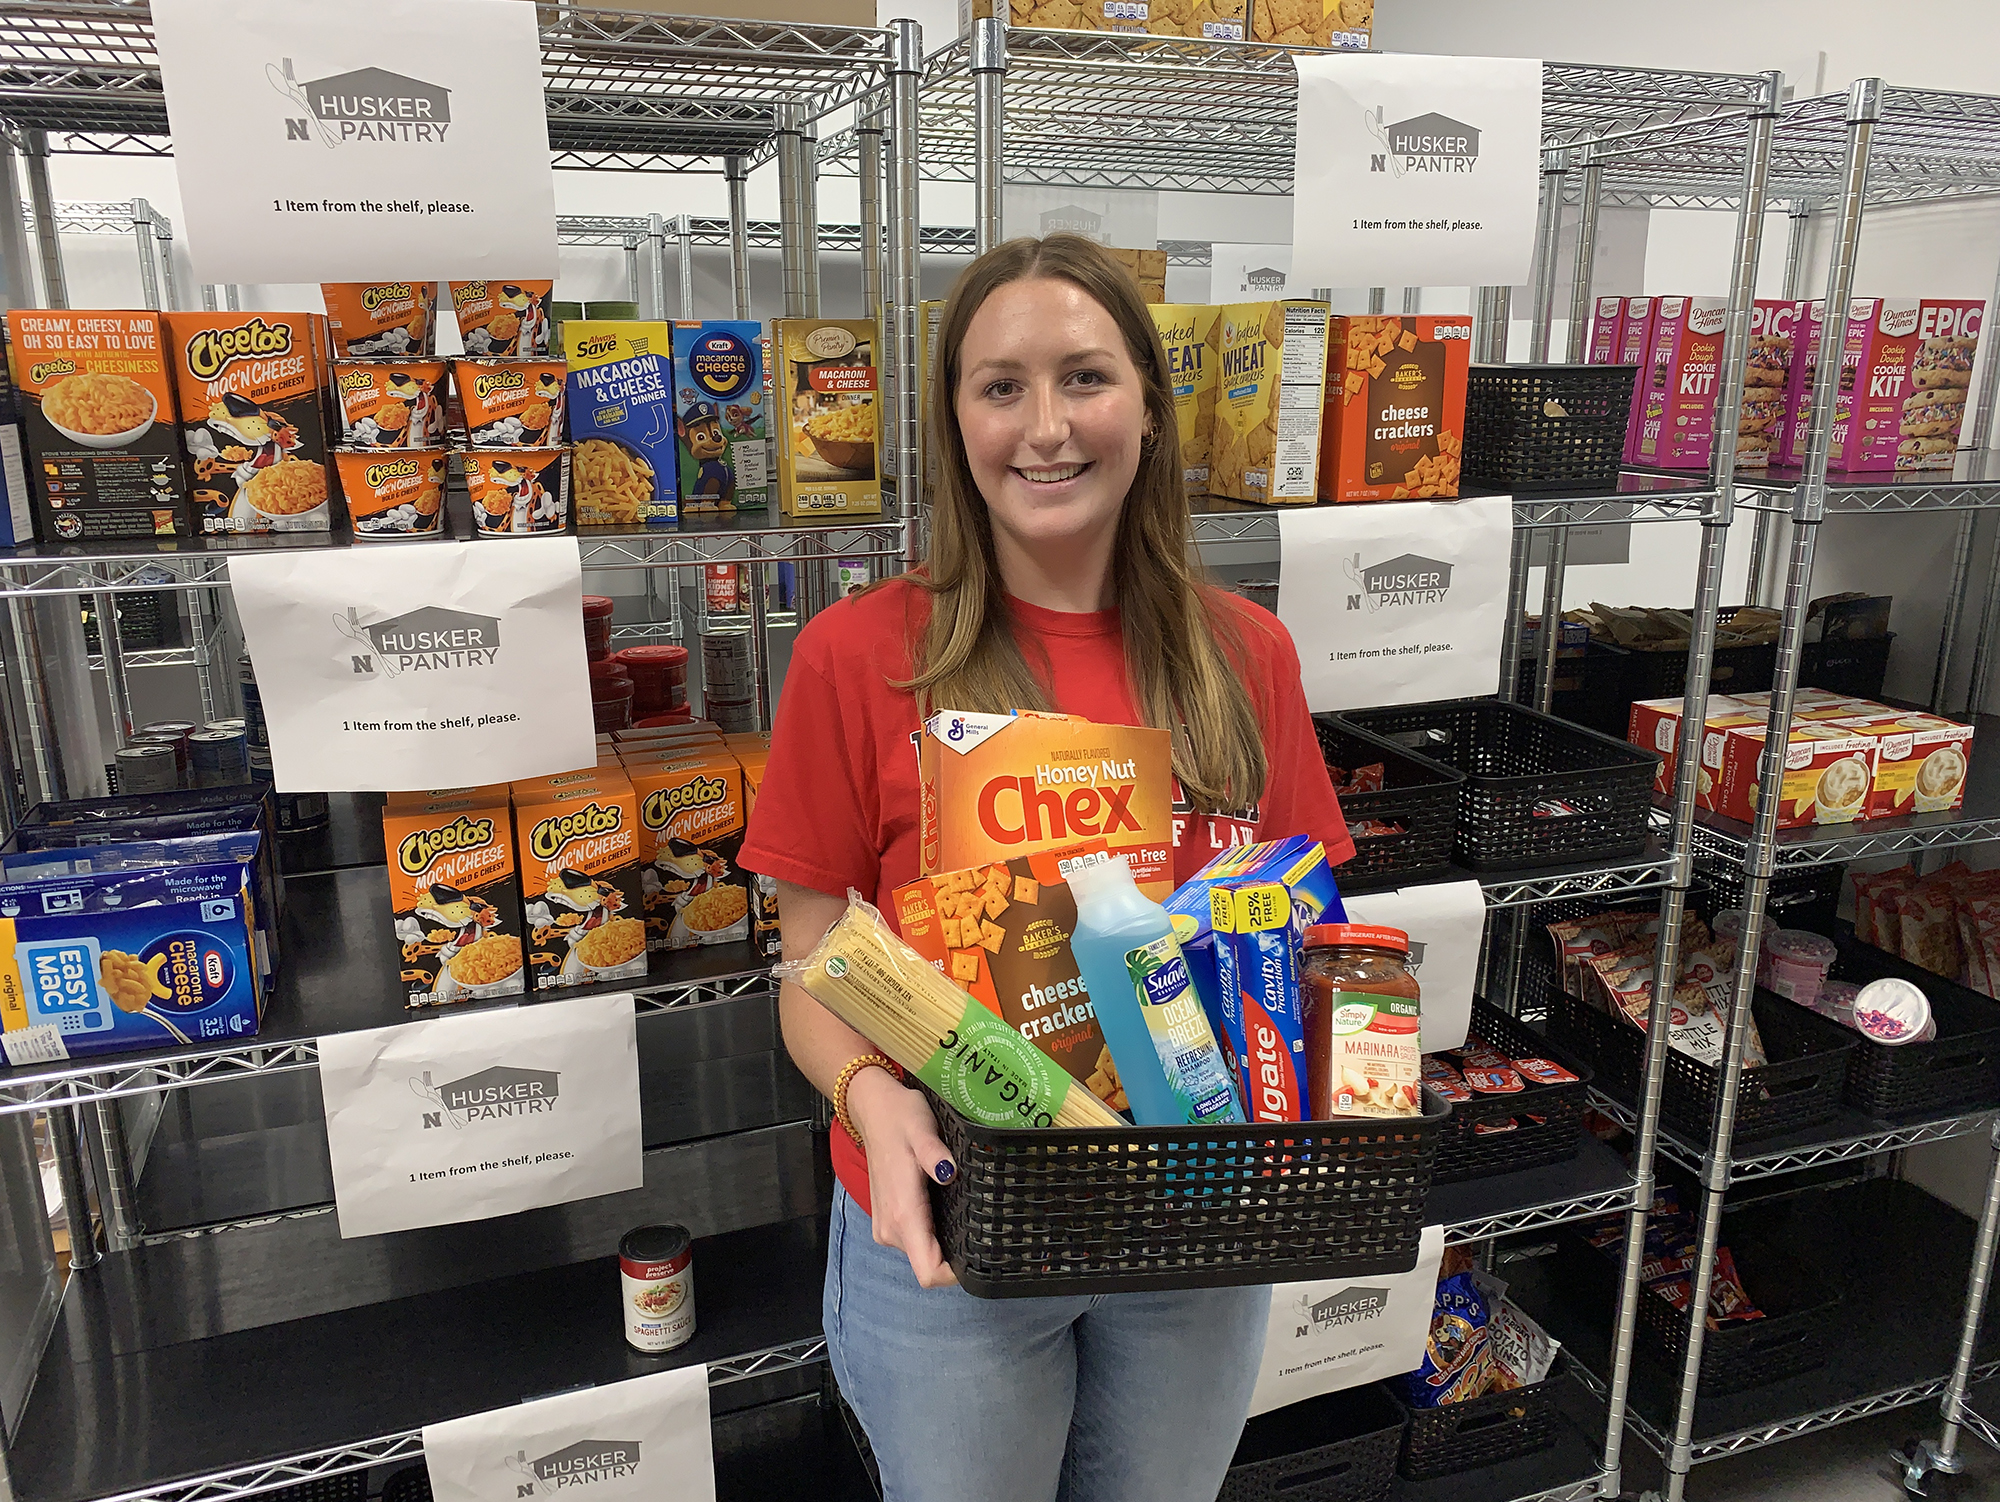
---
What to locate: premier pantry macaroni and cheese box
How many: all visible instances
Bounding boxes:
[776,318,882,518]
[381,791,524,1008]
[564,321,679,525]
[1149,304,1220,492]
[626,749,751,951]
[164,313,334,536]
[1319,313,1471,501]
[917,710,1175,899]
[1208,300,1329,504]
[511,775,647,990]
[5,309,192,540]
[673,322,769,513]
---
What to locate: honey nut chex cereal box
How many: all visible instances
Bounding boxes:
[381,790,525,1008]
[893,838,1127,1113]
[1208,301,1330,504]
[918,710,1175,901]
[1149,305,1221,492]
[1319,314,1472,502]
[511,774,648,991]
[626,749,751,952]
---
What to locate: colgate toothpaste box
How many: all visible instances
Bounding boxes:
[1587,295,1625,365]
[1629,296,1728,470]
[1737,299,1804,469]
[918,710,1174,899]
[1831,298,1984,472]
[1209,880,1307,1123]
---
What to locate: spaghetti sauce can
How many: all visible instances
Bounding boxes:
[620,1223,695,1353]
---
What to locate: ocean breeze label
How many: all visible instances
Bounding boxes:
[318,991,642,1239]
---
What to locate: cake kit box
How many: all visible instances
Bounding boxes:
[164,312,334,535]
[775,318,882,519]
[673,322,769,513]
[5,309,192,540]
[1587,295,1625,365]
[1149,304,1220,492]
[1736,299,1804,469]
[1208,300,1330,504]
[1319,313,1471,501]
[1628,296,1728,470]
[1615,295,1658,454]
[627,749,751,951]
[564,321,679,525]
[512,775,647,990]
[1712,721,1881,829]
[381,791,524,1008]
[1822,711,1976,817]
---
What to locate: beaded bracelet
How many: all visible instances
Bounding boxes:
[832,1052,903,1146]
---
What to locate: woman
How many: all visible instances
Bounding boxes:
[740,234,1352,1502]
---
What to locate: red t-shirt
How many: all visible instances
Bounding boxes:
[739,577,1352,1214]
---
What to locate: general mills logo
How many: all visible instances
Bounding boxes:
[1294,1286,1390,1336]
[503,1440,642,1495]
[1366,108,1481,178]
[411,1064,560,1129]
[1342,552,1454,613]
[270,60,452,146]
[334,605,501,679]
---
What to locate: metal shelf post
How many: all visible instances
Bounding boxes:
[1742,202,1809,611]
[1474,285,1512,364]
[888,18,923,569]
[725,157,753,320]
[777,105,811,319]
[1528,146,1569,362]
[22,128,65,309]
[858,107,884,317]
[971,18,1006,255]
[677,213,697,321]
[131,195,161,310]
[1907,1118,2000,1489]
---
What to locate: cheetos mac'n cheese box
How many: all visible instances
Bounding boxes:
[511,775,647,992]
[381,790,524,1009]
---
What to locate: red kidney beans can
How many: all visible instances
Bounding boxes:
[620,1223,694,1353]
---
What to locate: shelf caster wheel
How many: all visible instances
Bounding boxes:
[1893,1438,1965,1497]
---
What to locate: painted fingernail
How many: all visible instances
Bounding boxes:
[934,1160,956,1183]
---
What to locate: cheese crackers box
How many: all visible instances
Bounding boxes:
[1251,0,1370,48]
[164,313,334,535]
[1209,300,1330,504]
[1629,296,1728,470]
[892,841,1125,1113]
[918,710,1175,900]
[776,318,882,518]
[512,775,647,990]
[1150,0,1246,40]
[5,309,192,540]
[673,322,769,513]
[382,791,525,1008]
[564,321,678,525]
[627,749,751,951]
[1150,305,1220,491]
[1319,313,1471,501]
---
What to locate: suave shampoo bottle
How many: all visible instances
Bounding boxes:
[1065,854,1244,1127]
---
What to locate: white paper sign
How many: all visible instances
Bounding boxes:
[319,992,643,1239]
[1209,244,1294,302]
[151,0,557,282]
[1247,1224,1443,1417]
[1291,54,1543,291]
[1278,496,1512,713]
[1002,185,1160,247]
[230,536,595,793]
[424,1366,716,1502]
[1341,881,1485,1053]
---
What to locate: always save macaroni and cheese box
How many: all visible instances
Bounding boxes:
[917,710,1175,900]
[1208,300,1329,504]
[673,322,769,513]
[564,321,679,525]
[1319,313,1471,501]
[627,749,750,952]
[381,791,524,1008]
[776,318,882,518]
[1149,304,1220,492]
[512,775,648,991]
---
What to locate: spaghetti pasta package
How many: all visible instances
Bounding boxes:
[917,710,1175,900]
[320,282,435,358]
[1149,305,1220,492]
[448,281,554,358]
[780,892,1125,1131]
[565,321,678,525]
[627,750,750,952]
[512,776,647,991]
[776,318,882,518]
[381,791,525,1008]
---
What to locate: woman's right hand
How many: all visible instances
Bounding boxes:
[847,1065,959,1289]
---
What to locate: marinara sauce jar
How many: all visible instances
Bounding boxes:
[1300,924,1422,1120]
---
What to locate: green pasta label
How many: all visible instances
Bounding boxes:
[916,993,1066,1129]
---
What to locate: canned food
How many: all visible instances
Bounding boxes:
[465,447,569,536]
[453,358,566,447]
[238,655,270,753]
[333,360,447,448]
[334,447,448,539]
[204,717,246,735]
[189,728,250,788]
[276,791,331,833]
[115,743,180,795]
[449,281,554,358]
[703,563,740,615]
[128,732,188,782]
[619,1223,695,1353]
[139,720,197,738]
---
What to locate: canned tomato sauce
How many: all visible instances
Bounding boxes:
[620,1223,695,1353]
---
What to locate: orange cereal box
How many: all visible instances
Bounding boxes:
[164,312,335,535]
[320,282,436,358]
[918,710,1175,899]
[1319,314,1472,502]
[627,750,750,951]
[382,791,524,1007]
[513,775,647,990]
[449,281,554,358]
[6,308,192,540]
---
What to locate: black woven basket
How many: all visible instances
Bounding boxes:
[1312,715,1463,893]
[1218,1384,1403,1502]
[1386,1356,1567,1481]
[1432,999,1592,1183]
[1340,699,1659,871]
[1515,642,1633,739]
[1545,985,1856,1146]
[1831,930,2000,1120]
[266,1478,366,1502]
[1802,634,1895,698]
[1613,637,1779,705]
[378,1470,431,1502]
[1463,363,1639,492]
[1691,861,1847,938]
[927,1091,1451,1298]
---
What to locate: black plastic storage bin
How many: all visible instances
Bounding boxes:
[1830,929,2000,1120]
[1386,1356,1568,1480]
[1432,999,1593,1183]
[1218,1383,1404,1502]
[1802,633,1895,698]
[1312,715,1463,892]
[928,1091,1452,1298]
[1545,985,1857,1146]
[1512,641,1631,739]
[1340,698,1659,871]
[1691,859,1847,937]
[1463,363,1639,492]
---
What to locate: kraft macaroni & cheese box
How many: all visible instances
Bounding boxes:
[673,322,769,513]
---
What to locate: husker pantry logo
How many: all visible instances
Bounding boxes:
[1039,204,1105,239]
[503,1439,642,1493]
[411,1064,561,1129]
[1365,107,1482,177]
[1295,1285,1391,1336]
[334,605,502,678]
[269,59,452,146]
[1342,552,1454,613]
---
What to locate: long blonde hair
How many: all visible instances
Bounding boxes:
[899,234,1267,815]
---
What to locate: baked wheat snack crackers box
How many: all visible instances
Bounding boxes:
[918,710,1175,900]
[1149,305,1220,492]
[673,322,769,513]
[564,321,678,525]
[776,318,882,518]
[1319,313,1471,501]
[382,791,525,1008]
[627,749,751,951]
[513,776,648,990]
[6,309,192,540]
[165,313,334,535]
[1209,300,1329,504]
[1147,0,1246,40]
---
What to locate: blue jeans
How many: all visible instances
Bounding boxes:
[825,1185,1270,1502]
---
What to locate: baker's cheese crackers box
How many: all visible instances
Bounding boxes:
[1319,313,1471,501]
[1251,0,1369,48]
[1629,296,1728,470]
[512,775,647,990]
[672,322,769,513]
[564,321,678,525]
[627,749,750,952]
[775,318,882,518]
[1149,304,1220,492]
[917,710,1175,900]
[1208,300,1329,504]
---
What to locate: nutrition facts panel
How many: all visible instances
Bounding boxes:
[1274,307,1330,499]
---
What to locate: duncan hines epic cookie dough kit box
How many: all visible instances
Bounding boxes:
[1736,299,1804,469]
[1319,313,1471,501]
[1832,298,1985,472]
[1627,296,1728,470]
[1208,300,1329,505]
[917,711,1175,900]
[1587,295,1625,364]
[5,309,192,540]
[1149,305,1220,492]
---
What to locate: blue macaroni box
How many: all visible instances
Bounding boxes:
[565,321,679,525]
[673,322,769,513]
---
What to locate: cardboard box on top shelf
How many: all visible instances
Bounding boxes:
[534,0,873,21]
[962,0,1246,38]
[1100,247,1168,305]
[1251,0,1371,49]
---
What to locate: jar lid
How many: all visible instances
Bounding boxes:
[587,659,633,682]
[1764,928,1837,963]
[581,595,616,620]
[1303,922,1409,952]
[620,1223,690,1263]
[616,645,690,667]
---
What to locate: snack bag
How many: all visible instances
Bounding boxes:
[1209,301,1329,504]
[1149,305,1220,492]
[673,322,769,513]
[1402,1272,1494,1409]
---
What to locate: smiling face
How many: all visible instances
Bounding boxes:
[954,277,1148,564]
